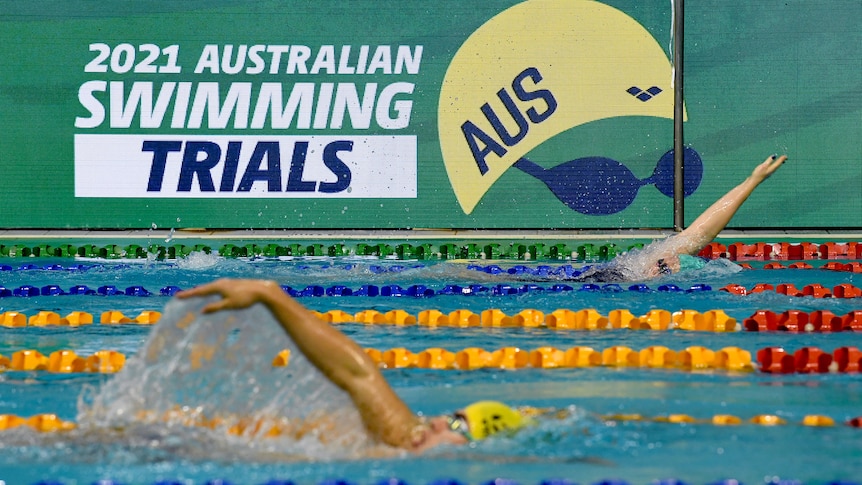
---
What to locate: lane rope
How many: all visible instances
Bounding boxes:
[0,282,719,298]
[1,240,860,261]
[3,280,861,300]
[2,260,861,274]
[4,309,862,332]
[2,408,862,437]
[3,344,861,374]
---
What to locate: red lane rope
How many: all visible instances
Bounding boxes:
[721,283,862,298]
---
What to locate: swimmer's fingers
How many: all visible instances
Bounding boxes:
[176,279,240,313]
[764,154,787,173]
[194,292,254,314]
[752,154,787,181]
[178,279,271,313]
[175,279,228,299]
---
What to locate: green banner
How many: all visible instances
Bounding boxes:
[1,1,859,229]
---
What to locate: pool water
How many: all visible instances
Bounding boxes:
[0,253,861,485]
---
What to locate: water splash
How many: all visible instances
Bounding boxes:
[175,251,223,270]
[609,235,692,280]
[607,235,743,282]
[77,296,377,460]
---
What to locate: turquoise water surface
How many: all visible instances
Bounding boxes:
[0,254,860,484]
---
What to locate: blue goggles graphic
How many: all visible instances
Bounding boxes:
[513,147,703,215]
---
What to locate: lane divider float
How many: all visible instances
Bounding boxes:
[0,242,639,261]
[358,345,862,374]
[0,310,160,326]
[4,344,861,374]
[757,261,862,273]
[743,309,862,332]
[0,282,718,298]
[319,308,740,331]
[698,241,862,261]
[3,407,862,438]
[0,284,166,297]
[362,345,754,371]
[4,308,861,333]
[3,259,861,277]
[467,262,862,275]
[346,345,862,374]
[757,346,862,374]
[0,349,125,373]
[3,280,861,300]
[0,413,76,432]
[722,283,862,298]
[602,412,849,427]
[0,308,739,331]
[1,240,861,261]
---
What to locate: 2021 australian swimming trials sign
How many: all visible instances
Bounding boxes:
[74,44,422,198]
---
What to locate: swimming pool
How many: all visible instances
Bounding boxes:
[0,239,861,485]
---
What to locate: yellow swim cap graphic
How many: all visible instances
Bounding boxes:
[439,0,684,214]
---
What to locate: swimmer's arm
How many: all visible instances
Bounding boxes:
[178,279,419,449]
[672,154,787,255]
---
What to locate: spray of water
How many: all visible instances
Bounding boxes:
[609,234,693,280]
[175,251,223,270]
[76,296,381,461]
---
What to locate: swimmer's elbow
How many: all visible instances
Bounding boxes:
[324,353,381,395]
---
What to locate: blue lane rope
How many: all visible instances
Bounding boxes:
[0,263,136,272]
[0,283,713,298]
[0,262,592,276]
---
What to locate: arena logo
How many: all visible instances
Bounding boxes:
[437,0,702,216]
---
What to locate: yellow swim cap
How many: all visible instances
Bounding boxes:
[461,400,527,440]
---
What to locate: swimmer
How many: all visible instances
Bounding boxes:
[645,153,787,276]
[177,278,529,453]
[568,154,787,281]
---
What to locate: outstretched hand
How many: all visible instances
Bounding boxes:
[176,278,278,314]
[750,154,787,183]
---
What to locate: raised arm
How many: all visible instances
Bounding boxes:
[672,154,787,255]
[177,278,420,448]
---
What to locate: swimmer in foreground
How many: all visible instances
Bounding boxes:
[576,154,788,281]
[177,278,528,453]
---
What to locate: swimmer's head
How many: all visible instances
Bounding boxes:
[650,255,681,277]
[412,401,529,452]
[457,400,528,440]
[656,258,672,275]
[649,254,709,278]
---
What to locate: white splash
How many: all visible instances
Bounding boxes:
[607,234,694,280]
[175,251,222,270]
[77,296,377,460]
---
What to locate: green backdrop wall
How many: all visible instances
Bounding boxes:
[1,0,859,229]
